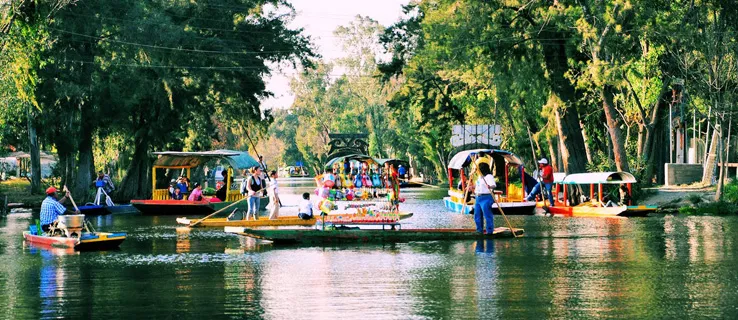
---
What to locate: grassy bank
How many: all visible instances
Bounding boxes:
[0,179,45,207]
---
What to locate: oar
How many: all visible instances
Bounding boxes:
[62,185,79,212]
[190,196,249,227]
[470,156,519,238]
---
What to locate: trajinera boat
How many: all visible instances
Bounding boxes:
[444,149,537,215]
[545,171,657,217]
[225,227,524,245]
[176,211,414,228]
[23,214,126,251]
[130,150,267,215]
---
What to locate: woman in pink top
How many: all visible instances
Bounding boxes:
[188,183,203,201]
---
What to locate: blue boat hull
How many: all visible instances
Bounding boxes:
[443,197,536,215]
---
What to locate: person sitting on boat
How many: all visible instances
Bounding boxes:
[93,171,115,194]
[525,158,555,206]
[215,169,229,202]
[172,188,184,200]
[188,183,204,201]
[466,156,496,234]
[245,167,263,220]
[40,187,80,233]
[398,165,407,180]
[298,192,314,220]
[177,176,189,195]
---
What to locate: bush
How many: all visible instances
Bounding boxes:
[696,201,738,215]
[678,206,698,215]
[723,181,738,204]
[202,187,216,196]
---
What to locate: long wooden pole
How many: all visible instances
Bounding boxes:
[62,185,79,212]
[470,156,518,238]
[190,196,249,227]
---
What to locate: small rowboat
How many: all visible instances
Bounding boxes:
[23,231,126,251]
[225,227,524,245]
[176,212,414,228]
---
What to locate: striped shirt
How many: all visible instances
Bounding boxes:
[40,196,66,225]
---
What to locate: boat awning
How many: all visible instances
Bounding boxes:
[553,172,567,183]
[325,154,378,168]
[447,149,523,169]
[559,172,637,185]
[152,150,259,169]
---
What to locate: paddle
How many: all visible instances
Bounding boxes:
[470,155,519,238]
[62,185,79,212]
[189,196,249,227]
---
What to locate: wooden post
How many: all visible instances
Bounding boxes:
[563,185,567,206]
[627,183,632,206]
[448,168,453,189]
[151,166,157,199]
[521,167,526,197]
[598,184,603,203]
[590,184,594,200]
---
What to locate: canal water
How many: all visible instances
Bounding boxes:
[1,178,737,319]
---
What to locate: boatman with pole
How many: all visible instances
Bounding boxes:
[40,187,80,233]
[466,156,496,234]
[525,158,555,206]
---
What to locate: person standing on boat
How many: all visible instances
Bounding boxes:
[267,170,280,219]
[245,166,263,220]
[40,187,79,233]
[467,157,496,234]
[525,158,555,206]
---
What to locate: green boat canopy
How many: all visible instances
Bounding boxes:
[152,150,259,170]
[558,172,637,185]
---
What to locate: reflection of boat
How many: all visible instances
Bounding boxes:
[130,150,265,215]
[443,149,536,215]
[545,172,657,217]
[226,227,524,245]
[176,212,414,228]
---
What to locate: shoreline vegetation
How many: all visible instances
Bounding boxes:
[2,1,737,210]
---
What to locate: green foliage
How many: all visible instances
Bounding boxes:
[723,181,738,204]
[678,206,697,215]
[687,194,703,205]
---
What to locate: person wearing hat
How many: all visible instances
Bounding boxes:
[466,156,496,234]
[188,182,203,201]
[40,187,80,233]
[525,158,555,206]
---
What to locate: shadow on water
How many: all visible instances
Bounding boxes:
[1,186,738,318]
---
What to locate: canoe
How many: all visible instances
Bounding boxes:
[547,204,657,217]
[176,212,414,228]
[443,197,536,215]
[130,197,264,216]
[23,231,127,251]
[226,227,524,245]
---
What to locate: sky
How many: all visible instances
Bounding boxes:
[261,0,410,110]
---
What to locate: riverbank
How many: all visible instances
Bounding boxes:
[0,179,44,209]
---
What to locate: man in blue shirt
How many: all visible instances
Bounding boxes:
[398,165,407,179]
[40,187,79,233]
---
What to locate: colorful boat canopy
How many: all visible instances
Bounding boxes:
[558,172,637,185]
[324,154,378,168]
[152,150,259,169]
[447,149,523,169]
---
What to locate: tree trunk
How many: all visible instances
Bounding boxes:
[716,127,725,201]
[26,107,42,194]
[74,125,95,203]
[541,35,588,174]
[118,139,151,201]
[580,121,593,163]
[546,133,558,171]
[702,129,719,185]
[602,86,630,172]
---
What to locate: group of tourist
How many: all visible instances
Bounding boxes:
[318,160,402,199]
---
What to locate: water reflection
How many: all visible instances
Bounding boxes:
[1,188,738,318]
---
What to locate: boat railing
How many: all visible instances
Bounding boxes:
[153,189,170,200]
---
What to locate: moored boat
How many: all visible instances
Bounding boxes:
[545,171,658,217]
[226,226,524,245]
[444,149,536,215]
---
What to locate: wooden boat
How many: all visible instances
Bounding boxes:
[226,226,524,245]
[23,231,126,251]
[75,204,109,216]
[444,149,536,215]
[545,172,658,217]
[176,212,414,228]
[130,150,267,215]
[281,165,310,177]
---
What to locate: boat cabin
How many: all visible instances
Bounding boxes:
[447,149,528,202]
